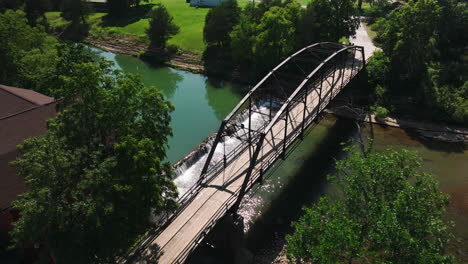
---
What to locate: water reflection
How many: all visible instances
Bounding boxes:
[114,55,184,98]
[86,46,244,162]
[204,77,245,120]
[241,116,357,262]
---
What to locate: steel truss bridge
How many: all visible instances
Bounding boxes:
[127,42,365,264]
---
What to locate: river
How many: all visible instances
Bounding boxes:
[90,47,245,163]
[91,48,467,263]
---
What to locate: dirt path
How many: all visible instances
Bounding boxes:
[350,21,380,59]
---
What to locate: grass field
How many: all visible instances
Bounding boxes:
[47,0,251,53]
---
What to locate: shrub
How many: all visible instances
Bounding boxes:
[371,104,389,120]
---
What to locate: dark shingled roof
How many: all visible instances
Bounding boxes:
[0,84,56,210]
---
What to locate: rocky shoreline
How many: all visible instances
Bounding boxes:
[87,37,205,74]
[324,104,468,144]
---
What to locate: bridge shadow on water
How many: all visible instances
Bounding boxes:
[241,116,357,263]
[187,116,358,264]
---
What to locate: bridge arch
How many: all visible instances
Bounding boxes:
[200,43,365,197]
[125,42,365,264]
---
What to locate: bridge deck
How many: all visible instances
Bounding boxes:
[132,57,361,264]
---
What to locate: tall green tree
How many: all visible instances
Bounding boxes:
[203,0,240,48]
[230,0,302,76]
[107,0,130,16]
[203,0,241,75]
[230,5,257,70]
[377,0,442,90]
[146,3,179,51]
[299,0,358,45]
[367,0,467,124]
[24,0,51,25]
[0,9,58,94]
[254,3,300,73]
[61,0,91,34]
[286,146,453,263]
[11,58,178,264]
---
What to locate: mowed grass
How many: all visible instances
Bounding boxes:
[47,0,251,53]
[110,0,210,52]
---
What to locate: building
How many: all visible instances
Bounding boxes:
[0,84,56,247]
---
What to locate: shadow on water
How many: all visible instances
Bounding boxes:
[204,77,246,121]
[402,127,467,153]
[244,117,357,262]
[114,54,184,98]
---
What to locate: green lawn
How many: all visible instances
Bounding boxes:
[110,0,211,52]
[296,0,310,6]
[47,0,252,53]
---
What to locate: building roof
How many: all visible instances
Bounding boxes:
[0,84,56,210]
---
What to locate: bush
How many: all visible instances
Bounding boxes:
[374,84,387,104]
[371,104,389,120]
[366,51,390,88]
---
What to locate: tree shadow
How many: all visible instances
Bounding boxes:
[400,127,467,153]
[128,243,162,263]
[101,4,156,28]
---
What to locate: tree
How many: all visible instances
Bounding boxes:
[426,62,468,125]
[253,2,301,74]
[107,0,130,16]
[203,0,240,48]
[24,0,51,25]
[0,9,59,95]
[11,58,178,264]
[146,4,179,50]
[61,0,91,35]
[377,0,442,90]
[202,0,241,75]
[367,0,467,125]
[300,0,358,46]
[299,0,333,45]
[230,3,257,67]
[286,146,454,263]
[366,50,390,89]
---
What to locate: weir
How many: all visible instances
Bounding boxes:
[125,42,365,264]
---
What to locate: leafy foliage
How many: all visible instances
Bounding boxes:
[229,0,357,78]
[146,3,180,50]
[11,57,177,263]
[367,0,467,125]
[0,9,59,95]
[371,104,389,119]
[286,146,454,263]
[107,0,130,16]
[61,0,91,35]
[203,0,240,48]
[300,0,358,46]
[202,0,241,75]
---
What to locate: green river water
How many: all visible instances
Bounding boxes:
[91,47,244,163]
[93,48,467,263]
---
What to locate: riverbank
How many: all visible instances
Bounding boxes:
[325,103,468,143]
[88,37,205,74]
